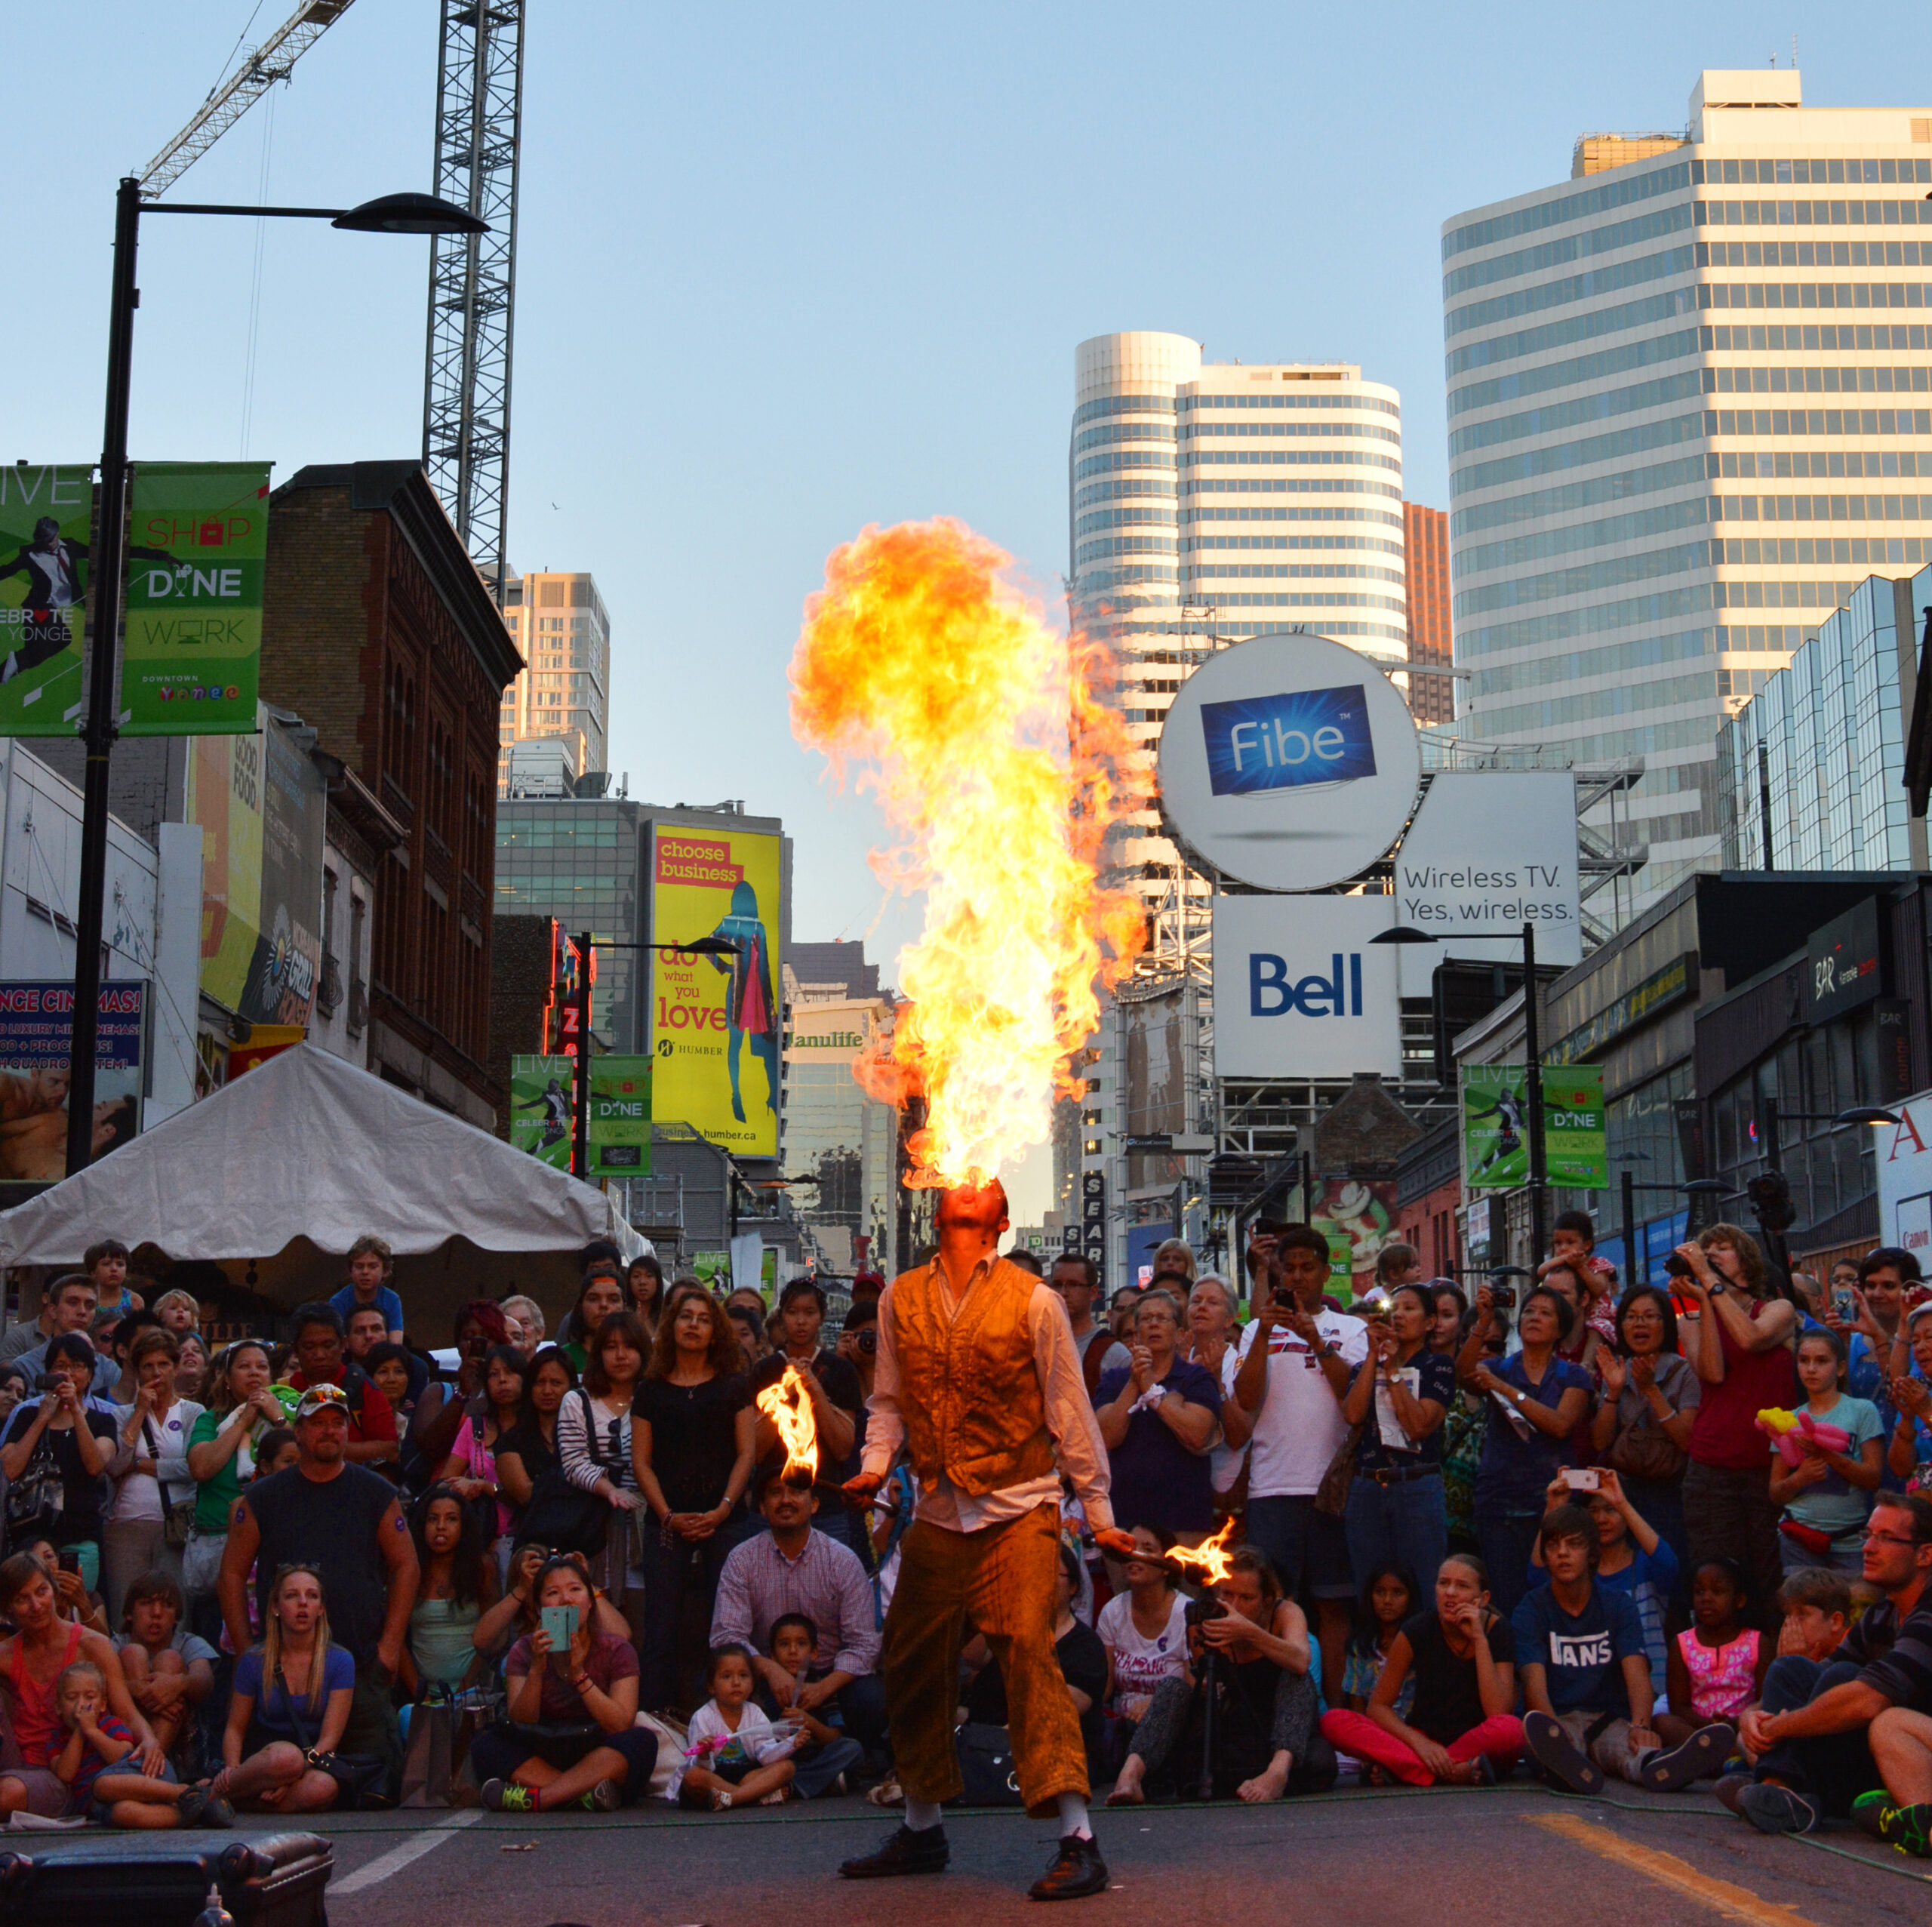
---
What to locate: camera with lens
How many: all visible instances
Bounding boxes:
[32,1375,60,1394]
[1663,1250,1695,1279]
[857,1328,876,1356]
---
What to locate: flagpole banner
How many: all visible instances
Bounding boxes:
[1462,1062,1607,1192]
[649,827,782,1157]
[121,462,271,735]
[509,1055,576,1169]
[0,466,94,736]
[588,1057,652,1177]
[0,981,146,1178]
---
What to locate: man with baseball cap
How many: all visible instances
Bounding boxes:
[217,1381,418,1778]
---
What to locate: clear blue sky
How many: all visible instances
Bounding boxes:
[11,3,1929,1217]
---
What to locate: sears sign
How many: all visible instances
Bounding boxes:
[1159,635,1420,892]
[1213,895,1401,1079]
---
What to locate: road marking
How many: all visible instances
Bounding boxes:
[331,1808,486,1895]
[1531,1812,1817,1927]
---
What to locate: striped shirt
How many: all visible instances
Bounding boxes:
[709,1526,881,1678]
[1846,1593,1932,1712]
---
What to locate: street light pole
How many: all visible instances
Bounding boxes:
[61,183,486,1176]
[65,177,143,1177]
[1521,920,1548,1265]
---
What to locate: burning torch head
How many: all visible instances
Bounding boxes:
[755,1361,820,1486]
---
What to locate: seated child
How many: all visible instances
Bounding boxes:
[1774,1567,1854,1663]
[669,1643,800,1811]
[767,1613,863,1799]
[116,1573,217,1765]
[1660,1557,1765,1759]
[53,1661,231,1829]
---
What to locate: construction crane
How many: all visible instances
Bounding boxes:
[138,0,359,199]
[422,0,525,606]
[136,0,525,607]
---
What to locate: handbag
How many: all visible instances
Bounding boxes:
[3,1432,62,1542]
[276,1664,393,1811]
[955,1722,1025,1806]
[400,1696,454,1808]
[517,1393,620,1559]
[1312,1421,1365,1520]
[1604,1409,1688,1485]
[143,1417,196,1550]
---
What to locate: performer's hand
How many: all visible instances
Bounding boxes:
[842,1470,883,1504]
[1093,1527,1138,1559]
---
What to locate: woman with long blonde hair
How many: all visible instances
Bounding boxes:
[214,1564,352,1812]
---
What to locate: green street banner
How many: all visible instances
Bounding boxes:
[1462,1062,1607,1192]
[121,462,270,736]
[588,1057,651,1178]
[510,1054,575,1169]
[0,466,93,736]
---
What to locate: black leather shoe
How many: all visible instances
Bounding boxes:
[1028,1833,1109,1901]
[839,1823,950,1879]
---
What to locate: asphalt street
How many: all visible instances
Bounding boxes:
[303,1784,1932,1927]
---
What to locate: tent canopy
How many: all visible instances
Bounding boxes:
[0,1045,639,1316]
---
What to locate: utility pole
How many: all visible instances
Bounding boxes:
[1522,921,1548,1264]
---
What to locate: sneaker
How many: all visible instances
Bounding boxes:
[1523,1711,1604,1796]
[1714,1772,1752,1816]
[1643,1725,1737,1792]
[176,1787,208,1828]
[1851,1790,1932,1857]
[198,1793,236,1830]
[839,1822,951,1879]
[1028,1833,1109,1902]
[1737,1782,1818,1836]
[579,1779,622,1813]
[481,1779,536,1814]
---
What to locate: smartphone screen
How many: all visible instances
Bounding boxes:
[540,1605,580,1651]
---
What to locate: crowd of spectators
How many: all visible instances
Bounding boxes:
[2,1219,1932,1864]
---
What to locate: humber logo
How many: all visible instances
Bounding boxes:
[1250,953,1364,1018]
[1201,683,1377,797]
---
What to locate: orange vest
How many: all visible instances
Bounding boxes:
[888,1256,1055,1498]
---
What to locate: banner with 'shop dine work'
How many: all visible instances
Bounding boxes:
[121,462,271,736]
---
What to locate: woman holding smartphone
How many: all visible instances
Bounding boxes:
[469,1558,657,1813]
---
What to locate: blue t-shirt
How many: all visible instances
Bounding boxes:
[234,1644,355,1740]
[1093,1358,1221,1535]
[1511,1579,1646,1718]
[1598,1540,1678,1699]
[1850,1335,1915,1492]
[1777,1394,1884,1538]
[329,1282,405,1335]
[1475,1353,1594,1509]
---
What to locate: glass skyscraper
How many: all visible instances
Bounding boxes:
[1444,69,1932,921]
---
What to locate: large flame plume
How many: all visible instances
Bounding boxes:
[789,519,1147,1189]
[1163,1517,1240,1593]
[755,1362,820,1483]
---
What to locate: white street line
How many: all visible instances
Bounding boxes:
[331,1808,486,1895]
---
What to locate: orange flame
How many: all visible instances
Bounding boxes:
[1164,1517,1240,1590]
[789,519,1148,1188]
[755,1362,820,1482]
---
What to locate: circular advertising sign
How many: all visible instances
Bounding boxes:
[1155,633,1421,892]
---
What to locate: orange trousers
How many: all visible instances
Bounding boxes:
[881,1504,1088,1819]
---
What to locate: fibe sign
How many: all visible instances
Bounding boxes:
[1201,684,1376,797]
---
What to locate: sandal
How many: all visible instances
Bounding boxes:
[866,1776,903,1808]
[711,1788,734,1811]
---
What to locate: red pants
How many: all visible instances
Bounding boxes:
[1319,1708,1522,1786]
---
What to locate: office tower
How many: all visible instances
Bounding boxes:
[1072,334,1407,916]
[1445,69,1932,919]
[499,571,612,795]
[1404,502,1455,725]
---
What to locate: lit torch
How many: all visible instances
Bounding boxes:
[1161,1517,1239,1603]
[789,519,1148,1188]
[756,1362,820,1484]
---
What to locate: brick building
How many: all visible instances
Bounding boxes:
[1403,502,1455,728]
[260,462,522,1127]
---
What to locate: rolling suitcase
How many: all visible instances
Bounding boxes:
[0,1830,333,1927]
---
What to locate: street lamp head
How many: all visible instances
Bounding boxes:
[677,935,743,956]
[1368,925,1437,945]
[1836,1105,1902,1128]
[332,192,487,235]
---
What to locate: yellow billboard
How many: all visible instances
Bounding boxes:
[651,827,782,1157]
